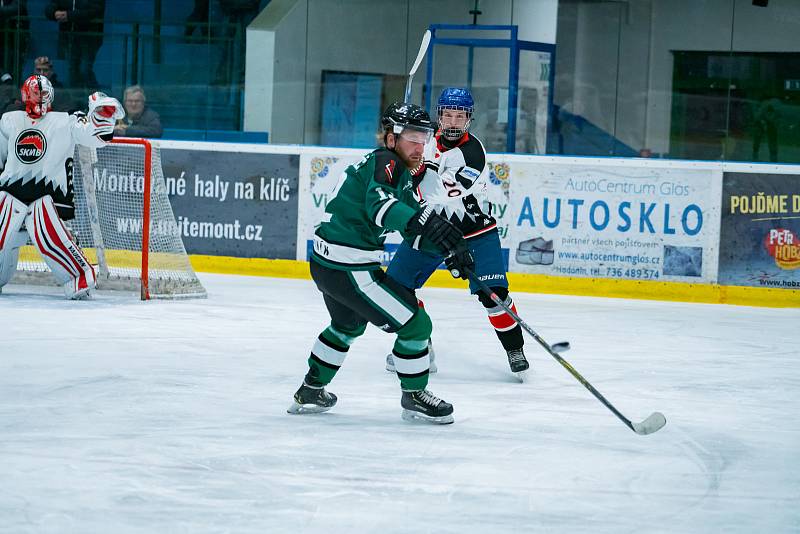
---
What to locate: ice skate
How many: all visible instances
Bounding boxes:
[401,389,453,424]
[507,348,530,382]
[287,382,337,414]
[65,280,93,300]
[386,340,437,373]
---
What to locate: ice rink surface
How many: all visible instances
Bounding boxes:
[1,273,798,533]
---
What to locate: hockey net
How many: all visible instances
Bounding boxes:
[12,138,207,299]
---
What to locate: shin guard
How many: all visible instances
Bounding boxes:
[26,196,96,299]
[479,288,524,352]
[393,309,433,391]
[0,192,28,288]
[306,324,365,386]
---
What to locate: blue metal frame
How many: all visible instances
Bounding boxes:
[423,24,556,153]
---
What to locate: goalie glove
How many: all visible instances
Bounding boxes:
[87,92,125,134]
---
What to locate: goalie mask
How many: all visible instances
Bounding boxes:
[21,75,54,119]
[380,102,434,146]
[437,87,474,141]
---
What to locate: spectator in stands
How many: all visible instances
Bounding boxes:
[0,0,30,83]
[114,85,163,138]
[45,0,105,91]
[33,56,79,112]
[3,57,80,113]
[0,72,18,113]
[184,0,209,41]
[33,56,62,89]
[752,97,780,162]
[215,0,261,85]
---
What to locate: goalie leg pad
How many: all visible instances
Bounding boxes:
[0,191,28,288]
[26,195,96,299]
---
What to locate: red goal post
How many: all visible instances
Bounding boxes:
[112,138,154,299]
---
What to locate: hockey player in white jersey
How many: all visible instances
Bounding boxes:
[386,87,530,380]
[0,75,124,299]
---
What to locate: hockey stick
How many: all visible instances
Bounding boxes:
[463,267,666,435]
[404,30,432,103]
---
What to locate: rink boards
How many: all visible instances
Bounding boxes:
[152,141,800,307]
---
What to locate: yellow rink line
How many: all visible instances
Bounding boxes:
[19,246,190,269]
[19,246,795,307]
[187,254,799,309]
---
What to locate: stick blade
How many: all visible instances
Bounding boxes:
[632,412,667,435]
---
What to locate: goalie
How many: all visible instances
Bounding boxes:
[0,75,124,299]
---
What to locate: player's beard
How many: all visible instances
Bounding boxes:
[404,154,423,172]
[394,147,422,171]
[389,134,424,171]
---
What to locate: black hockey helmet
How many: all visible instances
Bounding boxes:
[381,102,434,144]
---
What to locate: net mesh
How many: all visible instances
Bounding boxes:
[13,139,206,299]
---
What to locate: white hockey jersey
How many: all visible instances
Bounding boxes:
[0,110,111,220]
[415,132,496,239]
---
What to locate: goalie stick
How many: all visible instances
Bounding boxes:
[404,30,431,103]
[462,267,666,436]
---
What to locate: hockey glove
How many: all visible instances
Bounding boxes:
[445,244,475,280]
[88,92,125,132]
[406,206,463,255]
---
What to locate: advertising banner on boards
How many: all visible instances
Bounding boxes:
[718,172,800,289]
[507,162,719,283]
[152,149,300,258]
[482,160,515,268]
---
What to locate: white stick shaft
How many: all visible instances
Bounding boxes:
[404,30,431,102]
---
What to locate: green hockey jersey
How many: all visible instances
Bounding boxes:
[312,148,420,270]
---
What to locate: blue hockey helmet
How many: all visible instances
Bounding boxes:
[436,87,474,140]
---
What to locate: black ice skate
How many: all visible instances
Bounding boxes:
[507,348,530,382]
[401,389,454,424]
[287,382,337,414]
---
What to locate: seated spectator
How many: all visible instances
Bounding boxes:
[3,58,82,114]
[114,85,163,138]
[34,56,63,88]
[33,56,79,112]
[1,72,18,113]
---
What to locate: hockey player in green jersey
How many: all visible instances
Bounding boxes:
[288,102,474,424]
